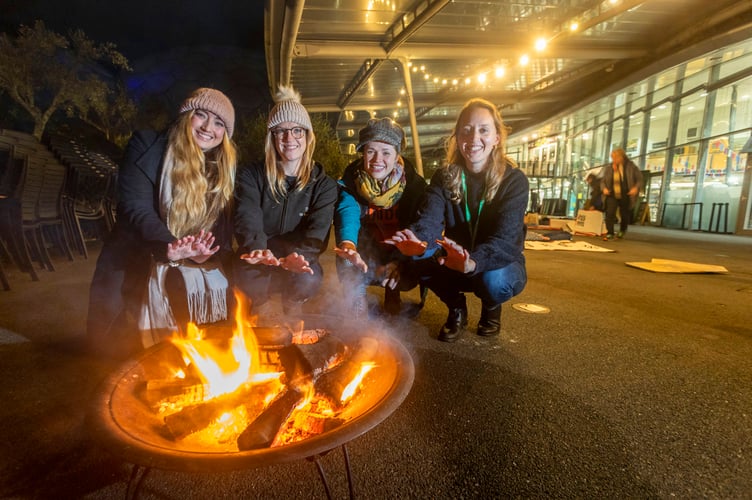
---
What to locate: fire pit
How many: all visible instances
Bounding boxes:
[89,312,414,497]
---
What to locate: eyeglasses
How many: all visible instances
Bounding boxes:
[271,127,306,139]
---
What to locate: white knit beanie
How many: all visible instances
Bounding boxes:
[179,88,235,138]
[267,86,313,131]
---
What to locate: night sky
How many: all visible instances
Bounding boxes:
[0,0,266,60]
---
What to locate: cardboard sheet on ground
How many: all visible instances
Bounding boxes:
[525,240,615,252]
[625,258,728,273]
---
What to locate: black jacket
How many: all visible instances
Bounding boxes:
[87,130,233,337]
[233,160,337,260]
[410,164,529,274]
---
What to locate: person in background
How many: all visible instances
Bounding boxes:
[233,86,337,315]
[601,148,642,240]
[583,172,603,211]
[87,87,237,355]
[334,118,426,316]
[386,97,528,342]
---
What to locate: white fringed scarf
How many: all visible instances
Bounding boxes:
[138,150,228,348]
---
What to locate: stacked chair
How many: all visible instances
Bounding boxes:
[0,129,119,290]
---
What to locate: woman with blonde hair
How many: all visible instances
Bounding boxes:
[234,86,337,314]
[387,97,528,342]
[87,87,237,355]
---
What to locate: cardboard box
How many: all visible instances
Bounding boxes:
[548,218,571,230]
[572,210,605,235]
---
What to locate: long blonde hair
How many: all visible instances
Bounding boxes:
[265,86,317,201]
[264,129,317,201]
[443,98,517,203]
[166,111,237,238]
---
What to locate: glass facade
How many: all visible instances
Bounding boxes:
[510,38,752,234]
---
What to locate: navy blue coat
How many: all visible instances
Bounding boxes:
[410,164,528,274]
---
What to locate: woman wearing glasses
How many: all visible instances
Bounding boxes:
[234,86,337,314]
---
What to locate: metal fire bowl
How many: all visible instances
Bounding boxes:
[88,314,415,472]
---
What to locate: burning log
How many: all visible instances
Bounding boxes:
[143,378,206,408]
[292,328,329,345]
[278,335,347,382]
[237,388,303,450]
[317,337,381,405]
[164,382,278,440]
[271,398,345,447]
[234,337,348,450]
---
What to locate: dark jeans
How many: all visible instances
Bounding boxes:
[604,195,631,235]
[413,256,527,309]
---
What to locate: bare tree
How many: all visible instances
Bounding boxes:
[0,20,132,140]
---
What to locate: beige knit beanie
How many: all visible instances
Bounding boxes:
[179,88,235,138]
[356,117,405,153]
[267,85,313,131]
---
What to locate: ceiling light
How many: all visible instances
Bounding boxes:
[464,77,471,84]
[477,73,487,84]
[534,38,547,52]
[452,79,458,85]
[495,66,505,78]
[520,54,530,66]
[570,21,579,31]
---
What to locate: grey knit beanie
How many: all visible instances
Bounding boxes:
[356,118,405,153]
[267,86,313,131]
[179,88,235,138]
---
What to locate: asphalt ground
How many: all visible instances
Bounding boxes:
[1,225,751,499]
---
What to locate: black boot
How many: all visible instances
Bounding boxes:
[477,303,501,336]
[438,295,467,342]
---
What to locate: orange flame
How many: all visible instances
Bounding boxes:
[340,362,376,402]
[170,290,271,399]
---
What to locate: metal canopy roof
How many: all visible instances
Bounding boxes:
[265,0,752,173]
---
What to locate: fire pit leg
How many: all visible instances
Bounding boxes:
[342,444,355,499]
[308,444,356,500]
[125,464,151,500]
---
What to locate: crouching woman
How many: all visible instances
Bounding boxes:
[387,97,528,342]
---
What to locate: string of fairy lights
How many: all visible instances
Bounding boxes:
[346,0,625,147]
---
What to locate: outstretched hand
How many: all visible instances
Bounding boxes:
[436,237,476,274]
[166,230,219,264]
[279,252,313,275]
[334,245,368,273]
[384,229,428,256]
[239,249,280,267]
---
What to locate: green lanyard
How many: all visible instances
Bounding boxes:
[461,172,485,249]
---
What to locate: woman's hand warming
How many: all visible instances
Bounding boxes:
[239,249,280,267]
[384,229,428,256]
[334,243,368,273]
[437,237,476,274]
[279,252,313,275]
[167,230,219,264]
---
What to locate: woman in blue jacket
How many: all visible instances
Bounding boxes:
[334,118,426,316]
[87,88,237,355]
[388,98,528,342]
[234,86,337,314]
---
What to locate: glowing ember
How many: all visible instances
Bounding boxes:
[142,290,385,450]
